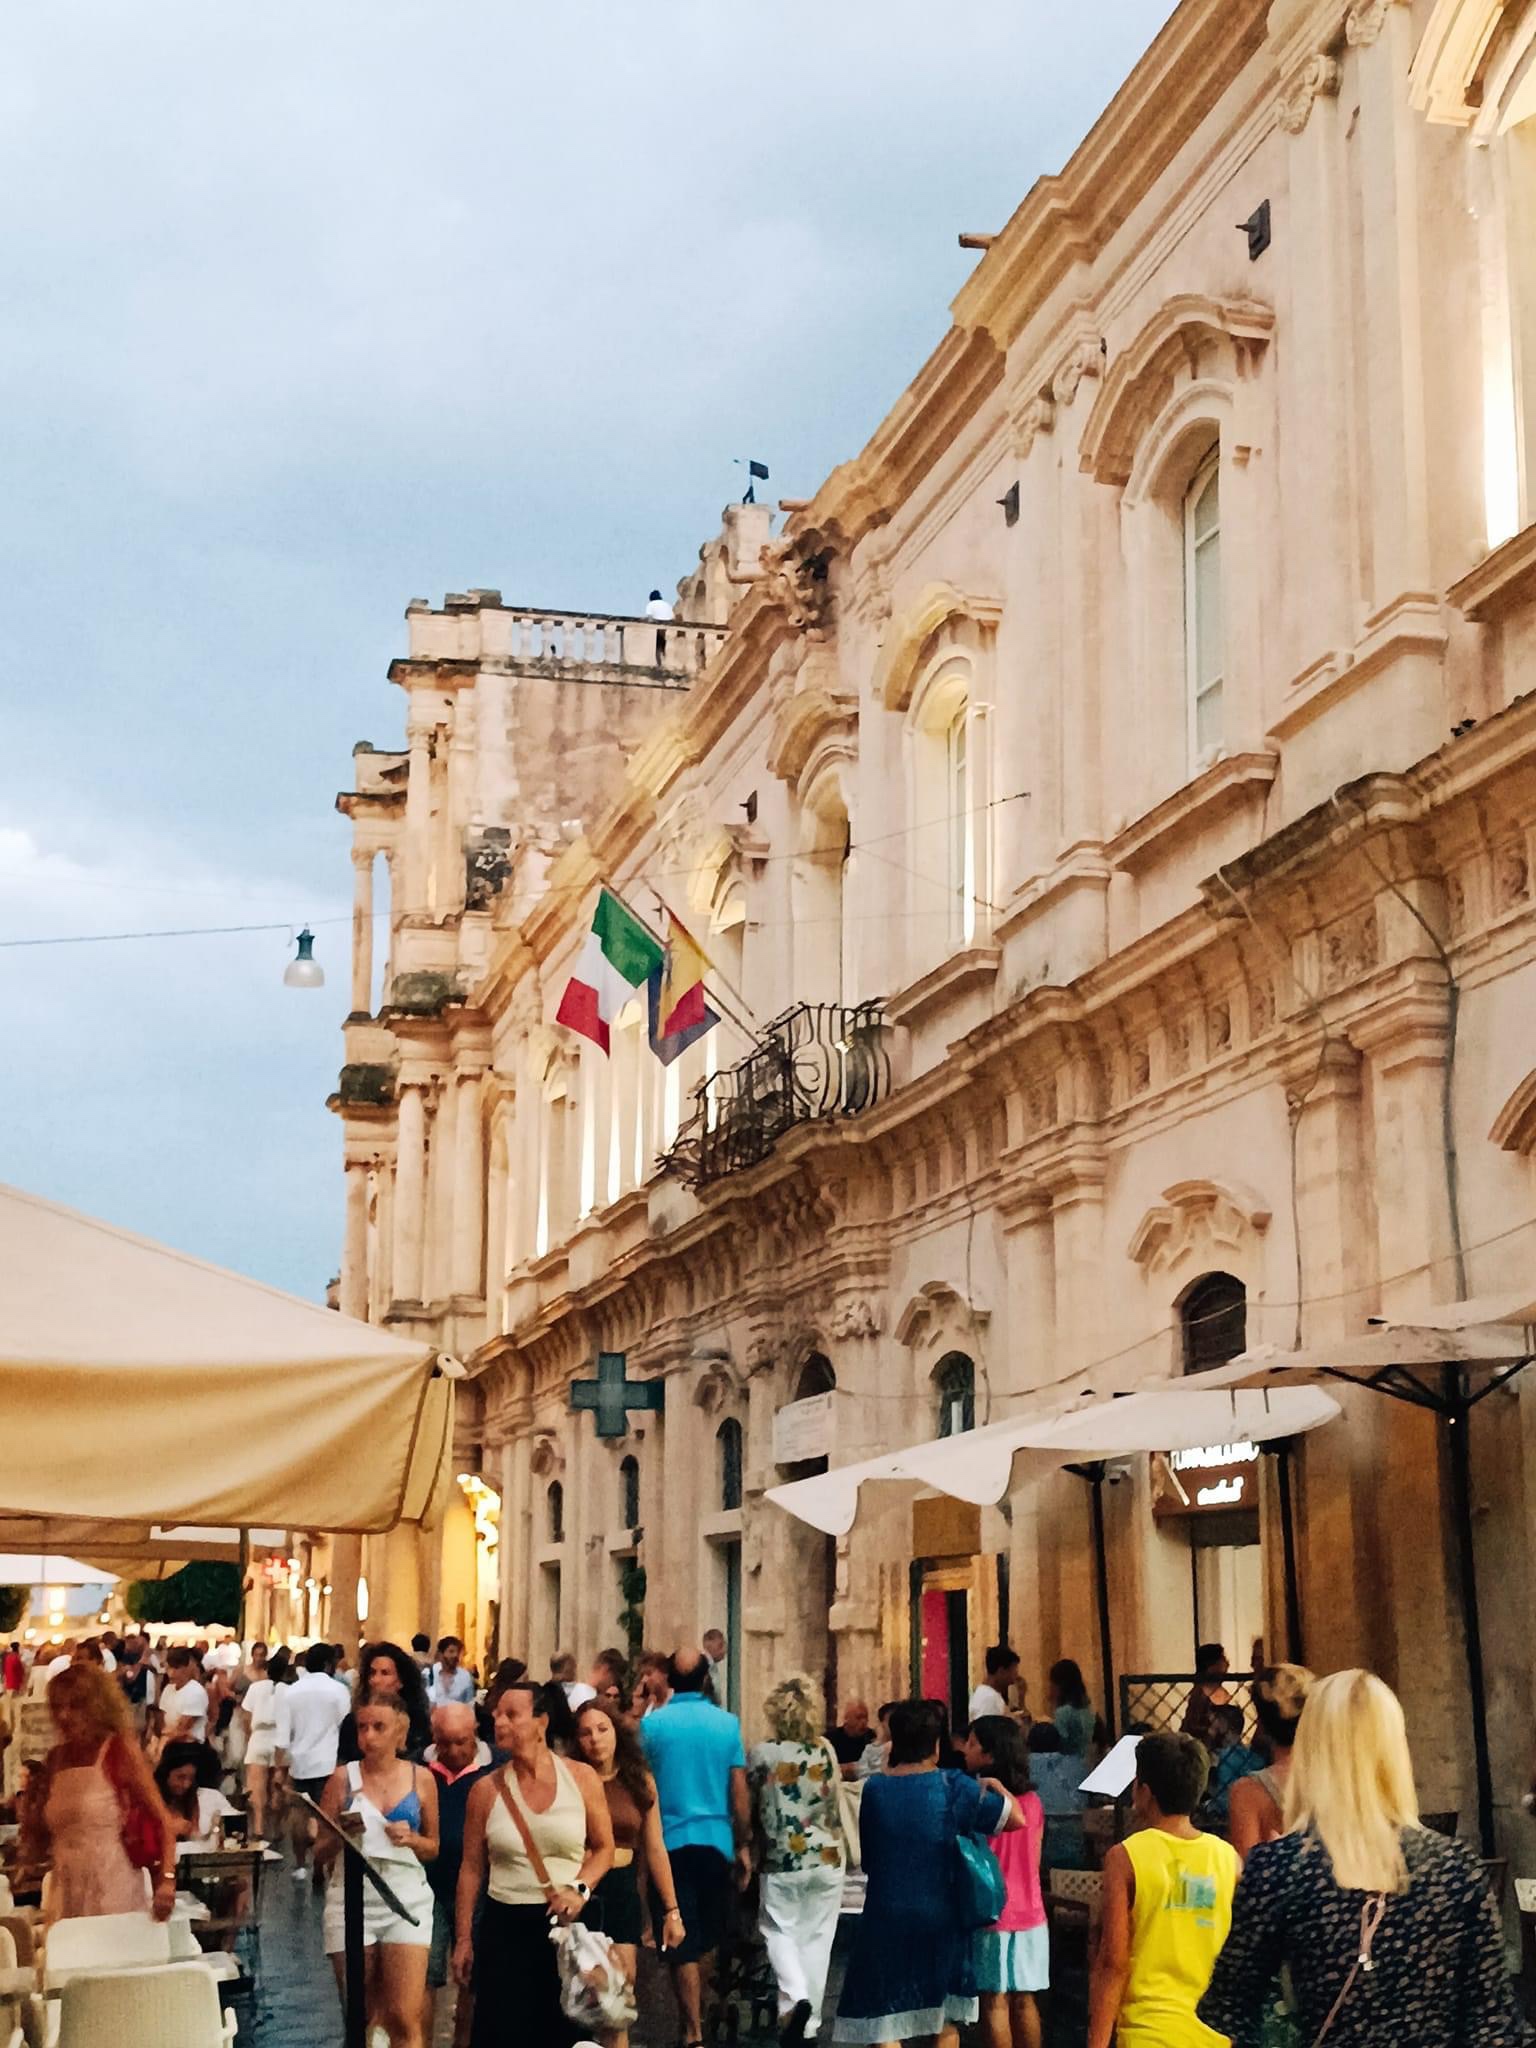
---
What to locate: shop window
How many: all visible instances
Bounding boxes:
[1184,448,1224,765]
[718,1418,744,1512]
[935,1353,976,1437]
[547,1480,564,1544]
[619,1455,640,1533]
[1181,1272,1247,1375]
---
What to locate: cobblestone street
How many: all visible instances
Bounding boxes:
[241,1854,1088,2048]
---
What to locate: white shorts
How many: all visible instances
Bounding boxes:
[245,1733,277,1767]
[323,1861,433,1952]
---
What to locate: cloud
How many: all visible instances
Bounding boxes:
[0,0,1174,1283]
[0,809,348,1294]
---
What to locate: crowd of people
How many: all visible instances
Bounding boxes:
[3,1625,1532,2047]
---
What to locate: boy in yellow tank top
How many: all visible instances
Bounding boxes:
[1087,1731,1239,2048]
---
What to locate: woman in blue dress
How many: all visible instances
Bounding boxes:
[833,1699,1024,2046]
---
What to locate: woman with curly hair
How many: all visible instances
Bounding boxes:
[339,1641,432,1763]
[30,1661,177,1922]
[748,1673,848,2045]
[573,1698,685,2048]
[1228,1663,1312,1862]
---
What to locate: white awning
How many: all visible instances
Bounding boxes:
[767,1379,1340,1535]
[0,1554,118,1586]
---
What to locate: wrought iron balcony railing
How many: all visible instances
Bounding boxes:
[661,1001,891,1190]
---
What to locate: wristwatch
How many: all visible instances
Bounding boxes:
[572,1880,591,1901]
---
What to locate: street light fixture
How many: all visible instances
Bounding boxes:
[283,928,325,989]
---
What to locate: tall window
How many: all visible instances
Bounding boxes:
[1185,450,1223,763]
[935,1353,976,1437]
[946,702,973,944]
[1181,1272,1247,1375]
[547,1481,564,1544]
[619,1455,640,1533]
[718,1419,744,1512]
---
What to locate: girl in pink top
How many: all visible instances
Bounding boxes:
[963,1717,1047,2048]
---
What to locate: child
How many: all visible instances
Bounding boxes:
[963,1716,1047,2048]
[1087,1731,1239,2048]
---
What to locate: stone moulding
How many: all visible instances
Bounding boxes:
[1490,1069,1536,1154]
[1128,1178,1273,1272]
[1079,295,1274,488]
[1278,53,1342,132]
[874,583,1004,713]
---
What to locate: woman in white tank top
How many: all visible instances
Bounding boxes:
[455,1681,614,2047]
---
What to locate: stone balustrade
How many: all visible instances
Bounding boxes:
[497,606,727,680]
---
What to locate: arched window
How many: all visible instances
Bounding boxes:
[1184,449,1224,764]
[1181,1272,1247,1375]
[796,1354,836,1401]
[619,1456,640,1533]
[547,1481,564,1544]
[946,701,972,944]
[717,1419,743,1512]
[935,1353,976,1437]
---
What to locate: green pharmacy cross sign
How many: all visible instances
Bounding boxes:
[570,1351,664,1440]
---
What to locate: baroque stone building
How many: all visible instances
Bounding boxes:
[333,0,1536,1853]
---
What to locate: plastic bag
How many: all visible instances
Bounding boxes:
[550,1918,638,2029]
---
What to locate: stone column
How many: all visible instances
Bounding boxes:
[376,1521,423,1647]
[403,718,433,917]
[451,1068,486,1301]
[340,1161,369,1321]
[330,1534,362,1652]
[350,849,375,1017]
[1356,990,1464,1812]
[502,1433,533,1657]
[393,1082,427,1304]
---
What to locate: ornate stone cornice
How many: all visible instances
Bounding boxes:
[1279,53,1342,131]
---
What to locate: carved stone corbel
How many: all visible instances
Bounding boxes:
[1278,54,1341,133]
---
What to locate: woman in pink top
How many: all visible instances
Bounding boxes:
[962,1717,1047,2048]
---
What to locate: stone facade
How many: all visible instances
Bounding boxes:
[333,0,1536,1852]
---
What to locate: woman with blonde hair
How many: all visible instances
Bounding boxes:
[747,1672,847,2044]
[1199,1669,1526,2046]
[27,1661,178,1922]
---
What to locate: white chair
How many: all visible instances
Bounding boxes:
[50,1965,235,2048]
[43,1912,170,1979]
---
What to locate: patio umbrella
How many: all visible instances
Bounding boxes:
[1204,1304,1536,1855]
[0,1182,456,1537]
[768,1380,1339,1736]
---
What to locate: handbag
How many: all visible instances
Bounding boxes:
[817,1739,862,1869]
[493,1768,637,2029]
[102,1736,162,1870]
[945,1773,1007,1931]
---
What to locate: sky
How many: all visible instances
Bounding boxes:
[1,0,1173,1298]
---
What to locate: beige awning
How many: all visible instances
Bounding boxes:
[0,1183,454,1536]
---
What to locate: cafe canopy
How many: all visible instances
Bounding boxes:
[0,1182,455,1540]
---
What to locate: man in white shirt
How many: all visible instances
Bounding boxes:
[276,1643,351,1880]
[160,1646,211,1741]
[967,1645,1022,1725]
[550,1650,595,1710]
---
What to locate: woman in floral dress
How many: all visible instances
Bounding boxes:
[748,1674,847,2045]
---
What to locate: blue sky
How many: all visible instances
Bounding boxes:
[0,0,1172,1296]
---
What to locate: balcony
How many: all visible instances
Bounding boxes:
[661,1001,891,1190]
[490,606,728,684]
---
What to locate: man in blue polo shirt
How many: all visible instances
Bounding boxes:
[640,1644,750,2043]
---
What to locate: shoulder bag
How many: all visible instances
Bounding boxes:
[817,1739,862,1869]
[494,1767,636,2030]
[101,1736,162,1870]
[944,1771,1007,1931]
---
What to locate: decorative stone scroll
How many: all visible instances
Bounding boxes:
[1279,54,1342,133]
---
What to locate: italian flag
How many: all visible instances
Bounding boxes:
[556,888,664,1054]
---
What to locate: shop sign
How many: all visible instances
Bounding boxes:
[1151,1439,1259,1517]
[773,1391,833,1465]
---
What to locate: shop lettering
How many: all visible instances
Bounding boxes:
[1168,1440,1259,1474]
[1195,1475,1246,1507]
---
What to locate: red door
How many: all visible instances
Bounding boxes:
[921,1588,950,1704]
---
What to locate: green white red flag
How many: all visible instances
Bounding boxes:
[556,888,665,1054]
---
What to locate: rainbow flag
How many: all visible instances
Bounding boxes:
[648,916,719,1064]
[556,888,664,1054]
